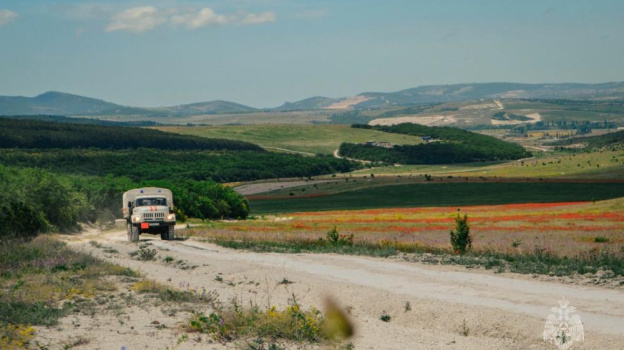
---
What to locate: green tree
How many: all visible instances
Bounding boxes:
[450,214,471,255]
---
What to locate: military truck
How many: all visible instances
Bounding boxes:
[123,187,176,242]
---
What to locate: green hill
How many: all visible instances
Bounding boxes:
[339,124,531,164]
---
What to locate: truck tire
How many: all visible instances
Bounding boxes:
[162,225,175,240]
[130,225,139,242]
[127,222,132,241]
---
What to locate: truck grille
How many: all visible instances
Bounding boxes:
[143,212,165,221]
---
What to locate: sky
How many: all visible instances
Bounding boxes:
[0,0,623,108]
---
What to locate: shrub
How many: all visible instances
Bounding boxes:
[324,227,354,247]
[450,214,471,255]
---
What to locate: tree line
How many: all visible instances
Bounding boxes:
[342,123,531,164]
[0,118,262,151]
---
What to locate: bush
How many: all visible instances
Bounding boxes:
[324,227,354,247]
[450,214,471,255]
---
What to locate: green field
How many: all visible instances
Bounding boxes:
[249,182,624,214]
[348,150,624,179]
[156,124,424,155]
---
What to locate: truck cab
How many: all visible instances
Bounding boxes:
[123,188,176,242]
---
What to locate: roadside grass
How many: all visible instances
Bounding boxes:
[188,295,326,343]
[197,198,624,279]
[210,237,624,278]
[249,182,624,214]
[0,236,139,348]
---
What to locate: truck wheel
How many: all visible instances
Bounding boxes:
[166,225,175,240]
[130,225,139,242]
[126,222,132,241]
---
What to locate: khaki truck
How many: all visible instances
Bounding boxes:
[123,187,176,242]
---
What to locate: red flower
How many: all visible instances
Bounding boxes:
[455,250,460,254]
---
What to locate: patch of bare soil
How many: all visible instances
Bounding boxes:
[45,228,624,349]
[234,180,331,196]
[369,115,457,127]
[324,96,372,110]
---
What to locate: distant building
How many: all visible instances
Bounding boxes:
[422,136,432,142]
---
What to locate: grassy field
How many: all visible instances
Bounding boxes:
[349,150,624,178]
[156,124,424,155]
[248,182,624,214]
[194,198,624,277]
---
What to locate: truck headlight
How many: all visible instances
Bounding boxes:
[167,214,175,221]
[133,216,141,222]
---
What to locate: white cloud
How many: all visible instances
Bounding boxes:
[240,11,276,25]
[171,8,229,29]
[106,6,167,33]
[0,9,18,26]
[106,6,276,33]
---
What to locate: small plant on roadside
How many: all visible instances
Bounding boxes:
[164,256,174,263]
[132,246,158,261]
[404,301,411,312]
[594,236,610,243]
[324,227,354,247]
[89,241,103,248]
[189,294,326,343]
[511,239,522,248]
[379,312,391,322]
[459,319,470,336]
[0,324,36,349]
[450,214,471,255]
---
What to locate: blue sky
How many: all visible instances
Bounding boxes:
[0,0,622,108]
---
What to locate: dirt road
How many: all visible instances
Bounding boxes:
[59,228,624,349]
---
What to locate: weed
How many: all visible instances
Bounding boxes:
[164,256,174,263]
[189,294,326,343]
[379,312,391,322]
[278,278,293,285]
[62,336,90,349]
[511,239,522,248]
[404,301,411,312]
[459,319,470,336]
[132,246,158,261]
[594,236,610,243]
[215,275,224,282]
[89,241,103,249]
[341,342,355,350]
[103,248,119,254]
[323,227,354,247]
[0,324,36,349]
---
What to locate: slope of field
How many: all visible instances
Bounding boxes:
[248,182,624,214]
[350,150,624,179]
[155,124,425,155]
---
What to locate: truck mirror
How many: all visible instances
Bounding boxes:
[128,201,133,208]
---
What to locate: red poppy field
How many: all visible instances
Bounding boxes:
[194,198,624,258]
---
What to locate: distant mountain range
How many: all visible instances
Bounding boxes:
[2,82,624,116]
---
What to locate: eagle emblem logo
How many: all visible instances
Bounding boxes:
[543,297,584,349]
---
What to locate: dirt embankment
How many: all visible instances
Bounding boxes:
[43,228,624,350]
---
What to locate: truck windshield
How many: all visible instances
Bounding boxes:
[136,197,167,206]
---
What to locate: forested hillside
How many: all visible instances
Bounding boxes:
[0,119,360,237]
[0,118,261,151]
[552,130,624,149]
[339,124,530,164]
